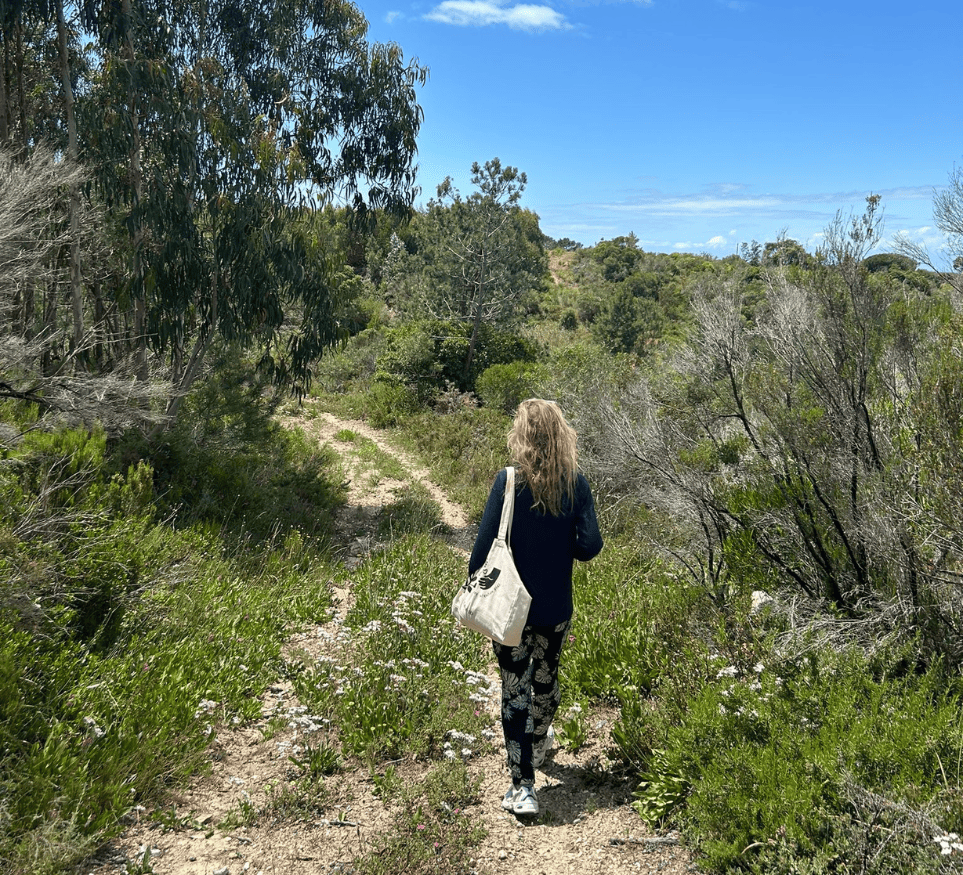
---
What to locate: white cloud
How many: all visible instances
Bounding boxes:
[670,237,727,251]
[425,0,570,30]
[600,196,783,215]
[385,10,402,22]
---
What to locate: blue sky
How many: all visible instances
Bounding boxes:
[360,0,963,258]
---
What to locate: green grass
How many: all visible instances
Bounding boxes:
[291,534,494,763]
[0,404,341,875]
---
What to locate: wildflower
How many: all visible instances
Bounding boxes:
[83,716,105,738]
[417,823,426,830]
[716,665,738,678]
[934,833,963,855]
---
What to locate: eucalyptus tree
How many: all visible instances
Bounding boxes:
[77,0,427,422]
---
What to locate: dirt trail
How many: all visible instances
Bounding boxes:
[84,410,696,875]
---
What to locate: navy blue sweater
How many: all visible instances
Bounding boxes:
[468,468,604,627]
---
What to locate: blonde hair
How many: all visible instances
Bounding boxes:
[507,398,578,516]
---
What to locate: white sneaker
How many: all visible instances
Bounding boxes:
[533,725,555,768]
[512,785,539,815]
[501,784,521,811]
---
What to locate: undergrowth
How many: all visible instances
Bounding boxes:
[5,370,963,875]
[0,394,340,875]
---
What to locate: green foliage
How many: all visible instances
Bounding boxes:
[593,283,666,354]
[863,252,919,273]
[559,308,579,330]
[617,644,963,873]
[118,351,345,542]
[354,761,486,875]
[0,394,341,873]
[314,327,387,396]
[563,541,715,706]
[290,535,493,762]
[289,740,343,780]
[363,379,421,428]
[376,319,539,399]
[75,0,427,400]
[398,406,511,519]
[474,360,548,413]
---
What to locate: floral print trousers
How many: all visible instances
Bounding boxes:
[492,619,571,787]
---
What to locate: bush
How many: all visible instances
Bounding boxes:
[399,406,510,519]
[376,319,540,400]
[362,378,419,428]
[618,644,963,873]
[475,360,548,414]
[113,352,345,544]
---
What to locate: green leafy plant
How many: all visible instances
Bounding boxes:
[290,741,342,779]
[558,702,588,752]
[354,761,486,875]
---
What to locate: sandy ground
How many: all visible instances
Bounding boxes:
[80,409,697,875]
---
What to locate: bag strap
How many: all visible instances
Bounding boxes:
[497,467,516,541]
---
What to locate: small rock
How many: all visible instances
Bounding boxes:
[213,868,230,875]
[498,850,508,860]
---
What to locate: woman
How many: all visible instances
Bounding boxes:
[468,399,604,815]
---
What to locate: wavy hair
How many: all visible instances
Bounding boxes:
[507,398,578,516]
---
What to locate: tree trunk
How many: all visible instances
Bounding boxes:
[121,0,147,380]
[463,245,488,381]
[0,31,9,143]
[42,278,58,374]
[56,0,84,360]
[15,22,26,150]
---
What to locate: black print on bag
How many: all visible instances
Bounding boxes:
[462,567,501,593]
[476,568,501,590]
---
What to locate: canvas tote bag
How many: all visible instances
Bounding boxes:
[452,467,532,646]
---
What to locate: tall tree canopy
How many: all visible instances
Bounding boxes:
[385,158,546,379]
[1,0,427,426]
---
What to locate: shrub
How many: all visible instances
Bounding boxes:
[376,319,540,400]
[362,378,419,428]
[399,406,510,519]
[475,361,548,414]
[618,645,963,873]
